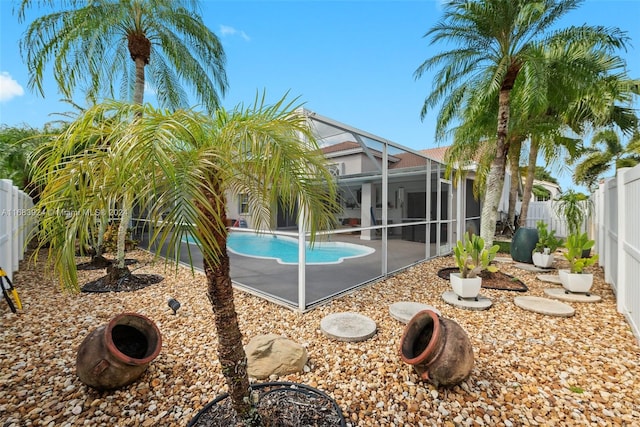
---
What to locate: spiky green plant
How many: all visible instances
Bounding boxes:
[453,232,500,278]
[563,232,598,273]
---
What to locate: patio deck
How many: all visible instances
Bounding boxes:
[136,228,442,310]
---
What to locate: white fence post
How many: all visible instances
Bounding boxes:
[616,169,628,314]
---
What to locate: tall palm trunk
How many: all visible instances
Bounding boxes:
[199,176,258,425]
[480,88,511,248]
[133,57,146,105]
[519,137,539,227]
[507,137,522,228]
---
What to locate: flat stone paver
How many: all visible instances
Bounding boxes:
[514,263,553,273]
[389,301,441,323]
[544,288,602,303]
[514,296,575,317]
[494,256,514,264]
[320,312,377,342]
[441,291,492,311]
[537,274,563,285]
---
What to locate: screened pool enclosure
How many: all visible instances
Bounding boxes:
[133,109,482,311]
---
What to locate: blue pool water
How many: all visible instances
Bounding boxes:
[184,233,375,265]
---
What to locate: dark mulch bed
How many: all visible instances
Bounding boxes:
[189,382,345,427]
[81,273,164,293]
[76,258,137,271]
[437,267,528,292]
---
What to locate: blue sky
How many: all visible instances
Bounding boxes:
[1,0,639,191]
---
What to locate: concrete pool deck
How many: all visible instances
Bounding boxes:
[136,230,442,310]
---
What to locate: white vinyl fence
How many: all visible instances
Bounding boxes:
[593,165,640,342]
[0,179,34,282]
[522,200,586,237]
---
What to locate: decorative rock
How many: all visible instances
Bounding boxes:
[544,288,602,303]
[320,312,377,342]
[245,334,308,380]
[441,291,492,311]
[514,296,575,317]
[389,301,441,323]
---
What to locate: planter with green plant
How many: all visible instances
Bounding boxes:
[559,232,599,295]
[532,221,563,268]
[451,232,500,300]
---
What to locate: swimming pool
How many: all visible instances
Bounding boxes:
[184,233,375,265]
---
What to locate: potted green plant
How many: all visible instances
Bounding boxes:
[451,232,500,300]
[559,232,599,294]
[532,221,563,268]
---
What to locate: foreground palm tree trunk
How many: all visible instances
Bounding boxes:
[480,88,512,248]
[199,177,257,425]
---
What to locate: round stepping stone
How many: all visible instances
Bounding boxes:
[537,274,563,285]
[389,301,441,323]
[320,312,377,342]
[514,296,575,317]
[441,291,492,311]
[514,263,552,273]
[494,256,513,264]
[544,288,601,303]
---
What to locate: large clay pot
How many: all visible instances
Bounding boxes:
[399,310,474,387]
[76,312,162,390]
[510,227,539,264]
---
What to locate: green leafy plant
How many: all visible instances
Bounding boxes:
[554,190,593,236]
[533,221,563,254]
[453,232,500,278]
[563,232,598,273]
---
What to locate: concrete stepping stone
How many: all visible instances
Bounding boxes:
[320,312,377,342]
[494,256,514,264]
[544,288,601,303]
[514,263,553,273]
[441,291,492,311]
[389,301,441,323]
[514,296,575,317]
[537,274,563,285]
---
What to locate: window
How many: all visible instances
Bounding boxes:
[239,194,249,214]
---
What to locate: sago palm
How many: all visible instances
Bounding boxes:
[30,96,339,424]
[416,0,628,246]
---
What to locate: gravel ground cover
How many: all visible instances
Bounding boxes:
[1,249,639,426]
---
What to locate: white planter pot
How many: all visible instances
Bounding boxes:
[558,269,569,286]
[450,272,482,300]
[532,252,554,268]
[562,272,594,294]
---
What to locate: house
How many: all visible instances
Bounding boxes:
[225,110,516,256]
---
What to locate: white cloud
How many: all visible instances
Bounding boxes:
[0,72,24,102]
[219,25,250,41]
[144,81,156,96]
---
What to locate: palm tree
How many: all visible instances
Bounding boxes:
[18,0,229,278]
[30,97,339,424]
[17,0,227,111]
[415,0,628,247]
[572,128,640,190]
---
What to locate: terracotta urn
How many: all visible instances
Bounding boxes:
[76,312,162,390]
[399,310,474,387]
